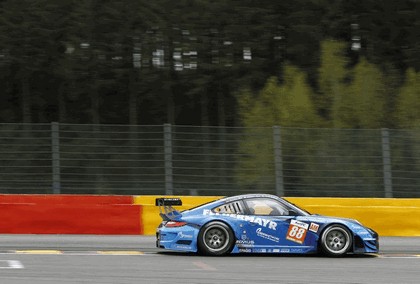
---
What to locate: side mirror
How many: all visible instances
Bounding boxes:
[288,210,298,216]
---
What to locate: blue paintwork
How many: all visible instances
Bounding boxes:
[156,194,379,255]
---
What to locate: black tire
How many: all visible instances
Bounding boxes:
[320,225,352,257]
[198,221,235,256]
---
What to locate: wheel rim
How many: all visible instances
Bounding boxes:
[203,226,229,252]
[323,227,351,254]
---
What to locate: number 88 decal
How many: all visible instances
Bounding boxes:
[286,220,309,244]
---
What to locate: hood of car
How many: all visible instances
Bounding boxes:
[297,214,364,228]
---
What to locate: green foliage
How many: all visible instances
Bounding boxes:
[349,58,387,128]
[1,1,419,125]
[236,64,324,191]
[391,73,420,195]
[395,68,420,128]
[312,53,390,196]
[390,69,420,196]
[331,57,387,129]
[318,40,348,122]
[236,41,401,196]
[235,127,275,192]
[238,65,323,128]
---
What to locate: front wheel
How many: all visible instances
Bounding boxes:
[320,225,352,257]
[198,221,235,256]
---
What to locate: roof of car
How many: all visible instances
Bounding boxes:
[220,193,281,203]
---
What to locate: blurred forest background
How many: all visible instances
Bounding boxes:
[1,0,420,197]
[1,0,419,129]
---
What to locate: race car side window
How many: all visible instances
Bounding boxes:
[213,201,244,214]
[244,198,289,216]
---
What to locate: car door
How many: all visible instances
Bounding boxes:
[241,197,312,252]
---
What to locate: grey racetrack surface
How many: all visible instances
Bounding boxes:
[1,235,419,284]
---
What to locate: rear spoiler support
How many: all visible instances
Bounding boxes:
[155,198,182,221]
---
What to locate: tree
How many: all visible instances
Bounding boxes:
[236,64,323,192]
[392,69,420,197]
[0,0,67,123]
[1,0,420,126]
[238,64,322,127]
[317,40,349,122]
[395,68,420,128]
[333,57,387,129]
[309,57,389,197]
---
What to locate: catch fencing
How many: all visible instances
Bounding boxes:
[0,123,419,198]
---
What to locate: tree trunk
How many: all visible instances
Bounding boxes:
[21,72,32,124]
[128,71,138,125]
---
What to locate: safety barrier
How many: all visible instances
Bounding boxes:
[0,194,142,234]
[286,197,420,237]
[1,194,419,236]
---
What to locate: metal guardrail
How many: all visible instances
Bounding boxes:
[0,123,419,197]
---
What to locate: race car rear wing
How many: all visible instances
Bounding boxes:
[155,198,183,221]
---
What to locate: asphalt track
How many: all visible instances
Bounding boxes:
[0,235,419,284]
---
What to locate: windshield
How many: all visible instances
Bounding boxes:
[281,199,311,216]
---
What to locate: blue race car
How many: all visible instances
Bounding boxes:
[155,194,378,257]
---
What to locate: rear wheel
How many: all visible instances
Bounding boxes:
[198,221,235,256]
[320,225,352,257]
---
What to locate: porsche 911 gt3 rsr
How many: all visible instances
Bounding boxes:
[156,194,378,257]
